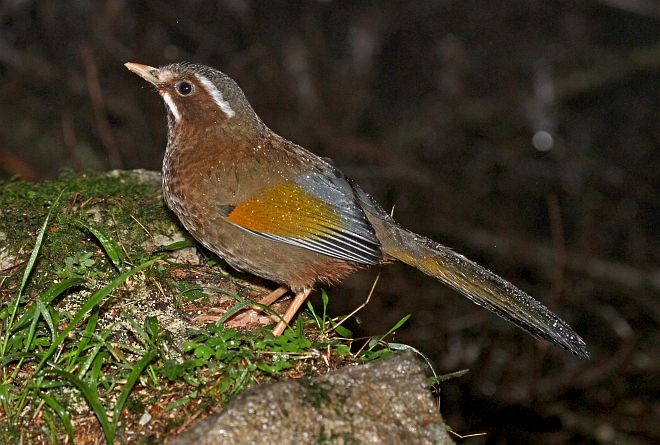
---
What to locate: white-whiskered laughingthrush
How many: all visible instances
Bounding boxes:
[125,61,588,358]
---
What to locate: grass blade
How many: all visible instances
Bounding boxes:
[12,277,83,333]
[69,307,100,372]
[111,349,158,427]
[122,312,157,350]
[40,391,75,441]
[47,368,112,443]
[158,239,194,251]
[2,189,65,356]
[78,221,125,269]
[33,256,162,375]
[24,299,58,352]
[367,314,412,352]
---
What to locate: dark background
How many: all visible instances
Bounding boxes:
[1,1,658,443]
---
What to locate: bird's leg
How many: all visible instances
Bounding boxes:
[227,285,289,325]
[243,285,289,316]
[200,285,289,325]
[272,288,313,336]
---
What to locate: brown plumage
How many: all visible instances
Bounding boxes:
[126,61,588,358]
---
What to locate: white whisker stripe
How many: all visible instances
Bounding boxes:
[162,92,181,122]
[195,73,236,118]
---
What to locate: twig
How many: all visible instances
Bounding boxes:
[81,45,122,169]
[61,110,83,170]
[332,269,382,332]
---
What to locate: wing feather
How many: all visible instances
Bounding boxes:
[225,173,381,265]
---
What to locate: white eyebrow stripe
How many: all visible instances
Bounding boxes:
[195,73,236,118]
[162,92,181,121]
[159,69,175,82]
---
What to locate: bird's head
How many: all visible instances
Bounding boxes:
[125,62,259,134]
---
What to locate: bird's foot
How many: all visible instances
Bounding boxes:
[197,285,290,329]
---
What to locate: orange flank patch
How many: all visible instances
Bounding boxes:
[226,183,343,239]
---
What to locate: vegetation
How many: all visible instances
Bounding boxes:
[0,171,411,443]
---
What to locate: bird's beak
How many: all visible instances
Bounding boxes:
[124,62,161,85]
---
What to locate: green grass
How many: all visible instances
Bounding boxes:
[0,171,416,444]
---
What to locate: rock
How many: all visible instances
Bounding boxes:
[169,351,454,444]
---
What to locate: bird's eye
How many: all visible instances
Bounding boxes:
[176,81,193,96]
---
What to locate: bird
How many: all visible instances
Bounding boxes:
[125,61,588,358]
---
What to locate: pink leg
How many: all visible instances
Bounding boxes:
[198,285,289,324]
[272,288,313,336]
[230,285,289,323]
[251,285,289,311]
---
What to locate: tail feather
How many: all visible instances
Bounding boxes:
[378,222,588,358]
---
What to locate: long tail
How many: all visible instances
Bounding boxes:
[371,216,588,358]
